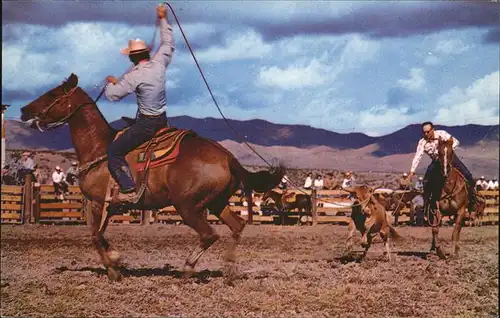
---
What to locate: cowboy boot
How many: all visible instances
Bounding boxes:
[116,190,137,204]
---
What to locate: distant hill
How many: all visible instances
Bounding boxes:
[5,117,499,175]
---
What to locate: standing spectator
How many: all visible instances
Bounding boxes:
[52,166,68,200]
[476,176,488,190]
[66,161,79,185]
[33,164,42,187]
[415,176,424,191]
[323,172,338,190]
[398,172,411,190]
[314,174,324,189]
[19,151,35,184]
[304,172,313,190]
[411,194,425,226]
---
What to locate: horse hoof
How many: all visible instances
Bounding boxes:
[107,249,121,263]
[436,249,447,260]
[182,265,195,279]
[107,267,122,282]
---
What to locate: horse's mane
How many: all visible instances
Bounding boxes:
[77,86,117,134]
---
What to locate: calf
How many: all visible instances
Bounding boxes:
[343,185,403,261]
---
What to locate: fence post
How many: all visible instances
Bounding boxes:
[247,190,253,225]
[32,185,40,223]
[311,188,318,226]
[23,174,33,224]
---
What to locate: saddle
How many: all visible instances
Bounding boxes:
[282,192,297,203]
[116,117,196,172]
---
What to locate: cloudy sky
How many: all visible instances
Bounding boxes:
[2,1,499,136]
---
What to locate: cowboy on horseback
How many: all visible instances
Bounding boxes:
[104,4,174,203]
[408,121,477,212]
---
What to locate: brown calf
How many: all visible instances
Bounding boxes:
[343,185,403,261]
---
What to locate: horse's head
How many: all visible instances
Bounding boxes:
[20,73,80,131]
[437,137,454,177]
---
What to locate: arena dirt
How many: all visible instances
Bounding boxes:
[1,224,498,317]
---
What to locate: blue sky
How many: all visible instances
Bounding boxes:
[2,1,499,136]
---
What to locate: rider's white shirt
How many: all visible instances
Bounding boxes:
[410,130,460,173]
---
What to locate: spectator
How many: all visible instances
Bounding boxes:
[476,176,488,190]
[279,175,288,191]
[491,177,499,190]
[341,171,355,189]
[411,194,425,226]
[313,174,324,189]
[52,166,68,200]
[323,172,338,190]
[415,176,424,191]
[33,164,42,187]
[304,173,313,190]
[18,151,35,183]
[398,172,411,190]
[66,161,79,185]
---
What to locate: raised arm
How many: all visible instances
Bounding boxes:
[152,5,175,67]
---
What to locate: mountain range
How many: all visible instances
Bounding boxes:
[4,117,499,176]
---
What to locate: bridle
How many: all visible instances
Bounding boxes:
[28,85,103,132]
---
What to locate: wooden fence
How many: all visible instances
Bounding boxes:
[1,177,499,226]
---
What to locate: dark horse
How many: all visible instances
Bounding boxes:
[261,190,312,225]
[427,137,469,259]
[20,74,285,281]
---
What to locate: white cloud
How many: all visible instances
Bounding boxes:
[435,39,471,55]
[257,59,331,90]
[193,30,272,63]
[397,68,426,91]
[434,71,499,125]
[339,35,380,69]
[424,53,440,66]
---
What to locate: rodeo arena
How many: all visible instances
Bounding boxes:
[1,2,499,318]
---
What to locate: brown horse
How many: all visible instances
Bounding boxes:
[428,137,469,259]
[20,73,285,281]
[261,190,312,225]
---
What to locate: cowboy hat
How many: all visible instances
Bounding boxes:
[71,161,78,166]
[22,151,30,156]
[56,166,61,170]
[402,172,408,177]
[120,38,150,55]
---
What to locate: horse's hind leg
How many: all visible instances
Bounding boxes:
[178,204,220,271]
[88,201,121,281]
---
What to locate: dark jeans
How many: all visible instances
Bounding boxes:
[108,112,167,192]
[54,181,69,195]
[424,154,475,208]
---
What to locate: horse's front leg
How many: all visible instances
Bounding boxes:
[88,200,121,281]
[451,207,466,258]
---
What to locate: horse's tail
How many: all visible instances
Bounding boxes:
[388,225,404,242]
[229,157,285,194]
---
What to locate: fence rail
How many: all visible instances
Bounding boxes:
[1,176,498,226]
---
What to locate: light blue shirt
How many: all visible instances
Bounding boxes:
[105,18,175,116]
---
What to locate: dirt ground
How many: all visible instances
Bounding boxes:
[1,224,498,317]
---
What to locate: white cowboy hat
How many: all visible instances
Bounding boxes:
[55,166,61,170]
[120,38,150,55]
[22,151,30,156]
[71,161,78,166]
[418,177,423,180]
[403,172,408,177]
[480,176,485,179]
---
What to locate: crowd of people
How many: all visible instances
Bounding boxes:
[1,151,80,200]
